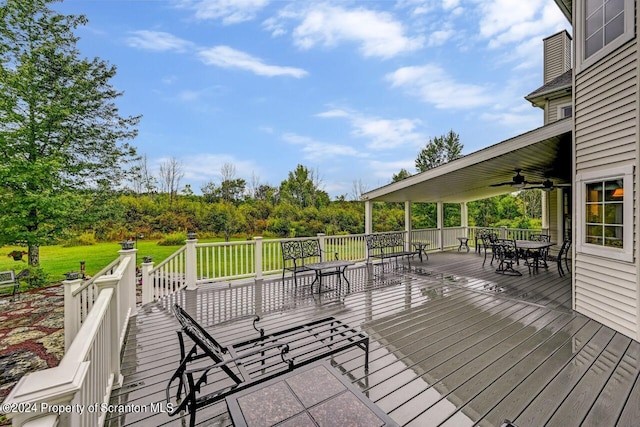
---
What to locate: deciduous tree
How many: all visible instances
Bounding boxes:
[0,0,140,266]
[415,130,463,172]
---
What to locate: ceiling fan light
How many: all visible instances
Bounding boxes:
[512,182,525,188]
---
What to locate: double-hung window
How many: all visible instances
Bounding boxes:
[577,165,633,261]
[577,0,634,72]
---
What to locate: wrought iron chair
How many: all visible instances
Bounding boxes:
[481,232,500,266]
[547,238,571,277]
[494,239,521,276]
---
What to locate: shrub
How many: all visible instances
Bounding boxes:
[20,267,51,289]
[157,232,187,246]
[63,232,98,247]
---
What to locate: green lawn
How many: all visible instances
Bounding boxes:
[0,240,220,285]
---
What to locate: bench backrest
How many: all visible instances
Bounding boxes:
[366,233,405,251]
[0,270,16,286]
[172,304,227,362]
[281,239,322,262]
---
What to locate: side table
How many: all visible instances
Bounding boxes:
[457,237,470,252]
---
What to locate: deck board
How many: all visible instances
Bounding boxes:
[106,251,640,427]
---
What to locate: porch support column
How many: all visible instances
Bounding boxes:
[365,200,373,234]
[556,189,564,239]
[405,201,412,250]
[437,201,444,251]
[542,191,549,233]
[461,202,468,235]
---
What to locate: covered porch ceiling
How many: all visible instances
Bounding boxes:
[362,118,572,204]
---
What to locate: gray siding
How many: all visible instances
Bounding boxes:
[574,40,638,339]
[544,31,571,84]
[548,96,572,123]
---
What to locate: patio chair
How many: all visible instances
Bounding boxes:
[481,232,499,266]
[166,304,369,427]
[547,238,571,277]
[494,239,521,276]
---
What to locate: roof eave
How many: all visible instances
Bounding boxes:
[554,0,572,22]
[524,84,572,106]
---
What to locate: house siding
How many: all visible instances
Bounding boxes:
[548,97,572,123]
[544,31,571,84]
[574,40,638,339]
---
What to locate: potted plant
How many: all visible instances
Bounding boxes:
[7,250,27,261]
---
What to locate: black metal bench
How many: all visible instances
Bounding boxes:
[365,232,419,269]
[0,270,23,300]
[281,238,337,286]
[166,304,369,427]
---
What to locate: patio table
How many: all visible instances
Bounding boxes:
[225,360,397,427]
[515,240,555,272]
[412,241,430,262]
[305,260,354,293]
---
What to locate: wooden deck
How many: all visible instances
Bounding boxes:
[106,251,640,427]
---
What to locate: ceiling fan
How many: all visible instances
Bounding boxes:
[524,178,571,192]
[490,169,540,189]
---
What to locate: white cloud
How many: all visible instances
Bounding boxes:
[386,64,490,109]
[369,159,416,180]
[268,3,424,59]
[282,133,364,160]
[317,108,424,150]
[428,28,454,46]
[182,0,270,24]
[475,0,568,59]
[198,46,308,78]
[126,31,193,52]
[171,154,261,183]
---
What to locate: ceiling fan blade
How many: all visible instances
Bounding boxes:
[490,182,515,187]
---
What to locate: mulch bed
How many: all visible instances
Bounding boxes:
[0,285,64,405]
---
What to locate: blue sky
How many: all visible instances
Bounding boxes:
[56,0,570,199]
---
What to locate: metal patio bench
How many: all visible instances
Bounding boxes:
[0,270,25,301]
[166,304,369,427]
[281,239,337,286]
[366,232,420,270]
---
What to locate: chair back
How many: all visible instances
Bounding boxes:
[300,239,321,260]
[172,304,227,362]
[558,238,571,258]
[281,240,302,262]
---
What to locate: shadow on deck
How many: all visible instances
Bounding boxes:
[106,251,640,427]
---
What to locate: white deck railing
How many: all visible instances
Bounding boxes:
[4,247,137,426]
[139,227,542,304]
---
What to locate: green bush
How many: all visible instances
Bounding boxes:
[157,232,187,246]
[21,267,51,290]
[63,232,98,247]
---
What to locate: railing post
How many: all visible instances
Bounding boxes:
[317,233,326,256]
[141,256,154,305]
[501,227,507,239]
[254,237,263,280]
[63,275,83,352]
[94,275,123,390]
[186,233,198,290]
[118,241,137,317]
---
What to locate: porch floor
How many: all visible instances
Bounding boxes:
[107,251,640,427]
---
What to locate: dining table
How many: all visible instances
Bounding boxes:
[515,240,555,272]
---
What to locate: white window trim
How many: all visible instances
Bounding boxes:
[575,0,635,74]
[556,102,573,120]
[576,165,634,262]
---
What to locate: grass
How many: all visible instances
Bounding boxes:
[0,239,230,285]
